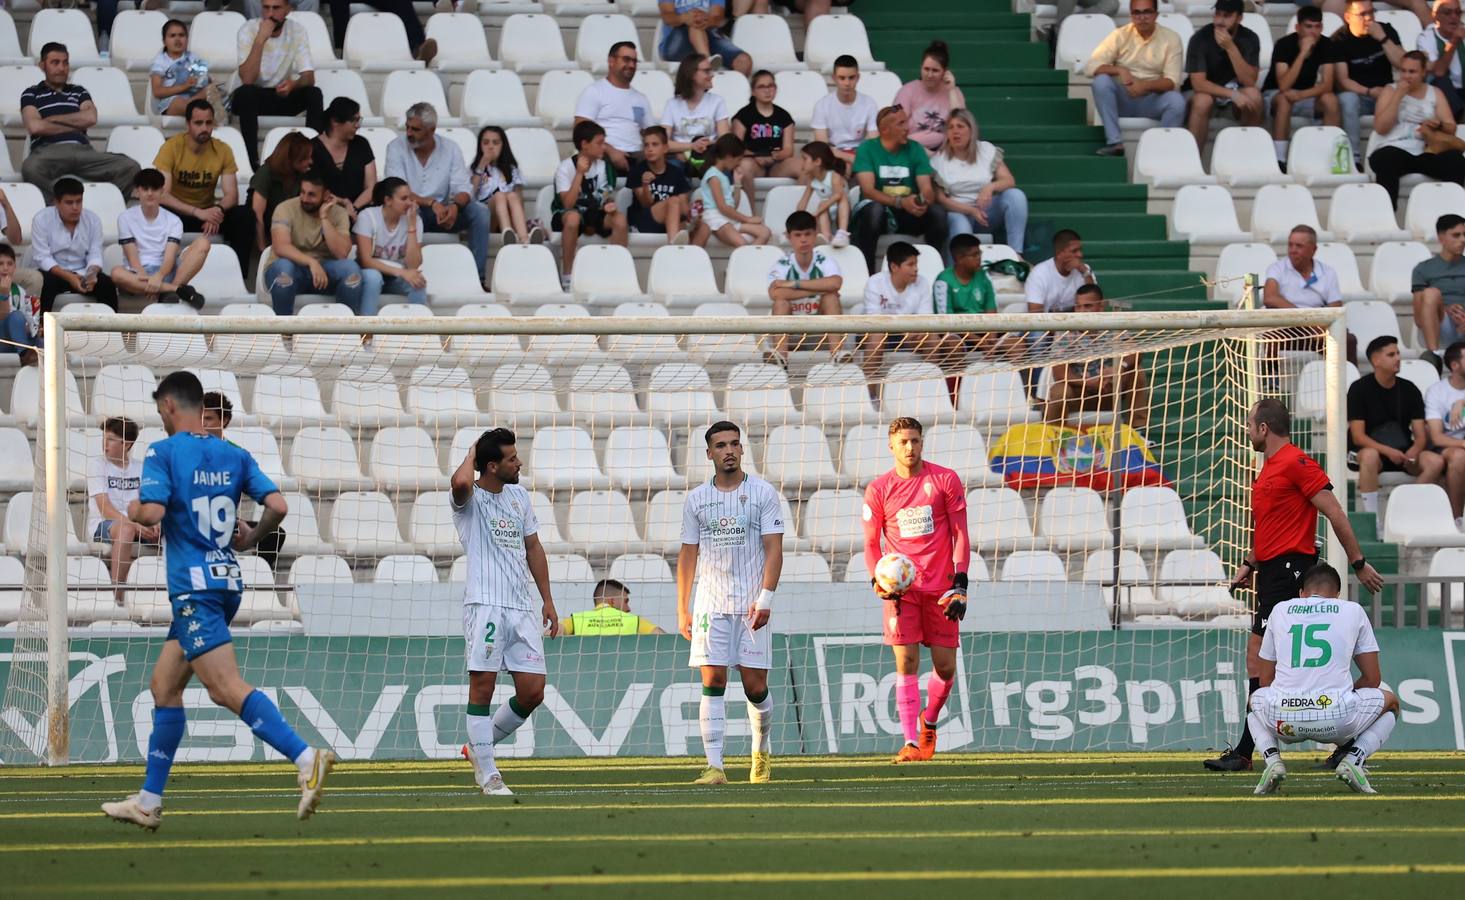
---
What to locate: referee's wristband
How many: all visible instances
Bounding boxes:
[755,588,774,611]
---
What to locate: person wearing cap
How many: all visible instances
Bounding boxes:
[1082,0,1186,157]
[559,579,666,635]
[1185,0,1264,150]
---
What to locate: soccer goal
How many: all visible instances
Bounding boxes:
[0,305,1347,765]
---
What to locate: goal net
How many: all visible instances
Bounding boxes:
[0,306,1347,765]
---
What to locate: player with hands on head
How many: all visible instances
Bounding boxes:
[450,428,559,797]
[863,417,971,763]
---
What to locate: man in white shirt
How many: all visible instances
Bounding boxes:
[1424,340,1465,525]
[574,41,653,173]
[860,241,932,394]
[767,210,845,362]
[31,176,115,312]
[1421,0,1465,116]
[1025,228,1095,312]
[811,54,880,166]
[384,102,490,285]
[88,416,157,607]
[1263,224,1357,364]
[227,0,323,168]
[110,168,210,308]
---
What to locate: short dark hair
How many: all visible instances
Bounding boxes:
[1365,334,1398,359]
[185,97,214,122]
[474,428,516,472]
[571,119,605,150]
[103,416,139,443]
[1438,213,1465,234]
[888,417,923,436]
[38,42,67,63]
[1446,340,1465,370]
[886,241,919,269]
[0,244,15,262]
[133,168,165,191]
[948,233,982,259]
[711,133,744,160]
[832,54,859,72]
[1053,229,1082,252]
[53,177,83,200]
[1075,283,1104,301]
[1301,563,1342,595]
[608,40,636,58]
[152,371,204,409]
[704,420,741,446]
[298,169,326,188]
[641,125,668,143]
[785,210,817,234]
[202,390,233,425]
[1252,398,1291,437]
[1296,4,1323,22]
[593,578,628,599]
[1403,49,1429,68]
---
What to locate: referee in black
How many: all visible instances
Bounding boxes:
[1205,398,1385,771]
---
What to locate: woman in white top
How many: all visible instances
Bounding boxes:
[352,177,427,315]
[1369,50,1465,208]
[931,108,1028,262]
[660,53,730,176]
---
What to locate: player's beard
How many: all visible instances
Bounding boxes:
[499,469,520,484]
[718,458,740,475]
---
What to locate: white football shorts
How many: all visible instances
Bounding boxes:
[1251,686,1387,745]
[463,604,547,675]
[688,608,772,671]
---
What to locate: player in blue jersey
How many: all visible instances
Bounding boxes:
[102,371,333,831]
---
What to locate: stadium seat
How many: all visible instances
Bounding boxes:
[490,244,567,309]
[730,15,804,71]
[1038,487,1111,553]
[1134,128,1215,188]
[644,489,689,554]
[802,488,864,553]
[406,491,459,557]
[528,426,612,491]
[90,364,161,425]
[1425,547,1465,616]
[1346,301,1403,358]
[1119,486,1202,551]
[459,70,539,128]
[381,69,459,128]
[1157,549,1238,616]
[607,553,674,583]
[83,182,128,243]
[1210,127,1289,186]
[647,363,723,425]
[375,554,439,583]
[840,423,888,483]
[425,12,500,74]
[344,14,425,73]
[260,126,318,163]
[1377,8,1423,51]
[1327,183,1411,243]
[452,303,530,368]
[189,244,254,308]
[1250,183,1328,243]
[9,365,84,428]
[1157,12,1194,44]
[711,70,751,113]
[957,365,1036,428]
[601,301,683,362]
[781,552,833,582]
[566,490,648,555]
[1170,185,1251,244]
[63,427,101,492]
[330,491,407,556]
[6,493,85,555]
[763,425,847,491]
[647,245,721,309]
[527,303,600,358]
[528,70,593,134]
[0,65,41,128]
[369,303,447,369]
[682,303,761,364]
[406,366,479,427]
[68,556,126,622]
[804,14,882,72]
[418,244,490,308]
[28,9,101,63]
[70,66,146,127]
[369,427,444,490]
[1000,550,1068,581]
[329,370,408,428]
[1055,13,1113,73]
[485,363,564,425]
[924,424,1004,488]
[724,364,799,428]
[725,244,786,307]
[631,69,674,120]
[1240,12,1275,70]
[278,492,334,556]
[774,70,831,123]
[0,428,32,491]
[548,553,595,583]
[1287,126,1368,187]
[498,14,574,72]
[570,244,645,306]
[882,362,956,423]
[967,487,1040,555]
[1214,242,1279,305]
[0,182,44,243]
[227,427,292,489]
[859,70,902,109]
[0,10,27,67]
[760,185,812,245]
[122,557,169,624]
[825,245,870,304]
[1292,359,1360,421]
[605,426,685,492]
[1404,181,1465,241]
[288,10,344,70]
[313,70,379,126]
[1313,242,1369,299]
[1369,241,1433,302]
[289,554,355,585]
[188,11,246,72]
[1082,549,1162,615]
[566,363,645,428]
[213,306,291,372]
[132,301,210,367]
[290,426,371,492]
[1401,358,1439,394]
[804,363,878,426]
[575,14,642,73]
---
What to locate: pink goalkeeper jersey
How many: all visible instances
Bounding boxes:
[862,462,969,595]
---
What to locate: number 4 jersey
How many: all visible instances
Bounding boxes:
[1259,596,1379,705]
[139,432,279,597]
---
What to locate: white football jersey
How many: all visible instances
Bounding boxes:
[452,483,539,611]
[681,474,786,615]
[1259,596,1379,709]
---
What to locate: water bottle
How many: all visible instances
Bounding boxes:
[188,58,210,90]
[1331,135,1351,175]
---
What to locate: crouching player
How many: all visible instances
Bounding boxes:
[863,417,971,763]
[1250,563,1400,795]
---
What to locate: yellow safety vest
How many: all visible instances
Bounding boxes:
[569,605,643,636]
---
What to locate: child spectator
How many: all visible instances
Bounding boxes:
[629,126,692,242]
[110,168,209,308]
[859,241,931,392]
[767,210,846,362]
[0,244,40,367]
[797,141,850,246]
[353,177,428,313]
[150,18,219,118]
[691,134,770,248]
[733,70,800,202]
[88,416,156,607]
[471,126,542,245]
[552,120,629,290]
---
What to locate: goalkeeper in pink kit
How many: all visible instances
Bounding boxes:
[862,417,971,763]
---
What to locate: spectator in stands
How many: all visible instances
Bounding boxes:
[1262,223,1357,365]
[932,108,1029,261]
[559,579,666,635]
[730,0,833,29]
[1266,5,1341,168]
[851,105,947,276]
[311,98,377,220]
[1184,0,1263,150]
[859,240,931,390]
[31,177,116,312]
[1085,0,1185,157]
[155,98,254,274]
[553,120,631,290]
[200,391,287,571]
[0,189,43,298]
[0,244,40,367]
[1043,284,1150,430]
[1412,213,1465,370]
[110,168,209,309]
[472,126,541,246]
[1054,0,1121,39]
[354,177,428,314]
[1334,0,1406,164]
[321,0,436,66]
[892,40,966,153]
[796,141,850,246]
[767,209,845,362]
[385,101,491,286]
[928,233,1014,364]
[658,1,753,76]
[249,131,312,253]
[812,55,880,167]
[662,54,731,177]
[574,41,653,174]
[630,126,692,242]
[263,169,364,314]
[227,0,324,170]
[1425,340,1465,525]
[1026,228,1095,312]
[150,18,221,119]
[1421,0,1465,117]
[244,0,318,14]
[1369,50,1465,207]
[734,70,800,201]
[691,134,771,248]
[88,416,155,608]
[20,43,141,203]
[1348,334,1444,524]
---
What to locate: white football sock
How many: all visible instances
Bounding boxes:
[294,746,316,776]
[1361,491,1378,513]
[137,789,163,811]
[492,698,529,743]
[1350,710,1396,760]
[747,691,773,754]
[466,713,498,785]
[700,692,726,769]
[1247,711,1280,759]
[1274,140,1288,163]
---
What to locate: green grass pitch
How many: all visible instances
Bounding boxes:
[4,752,1465,898]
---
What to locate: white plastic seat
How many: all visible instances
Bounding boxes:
[5,492,85,555]
[189,244,253,308]
[1038,487,1112,553]
[1314,242,1368,299]
[452,303,528,367]
[285,10,343,70]
[68,557,123,621]
[1378,9,1423,51]
[1404,181,1465,241]
[606,301,684,362]
[802,488,864,553]
[313,69,378,124]
[83,182,127,243]
[882,362,956,423]
[643,489,688,554]
[460,70,539,128]
[289,427,370,493]
[0,66,41,128]
[1056,13,1114,73]
[1292,359,1361,420]
[490,244,566,303]
[968,487,1039,554]
[289,554,354,585]
[252,372,329,427]
[0,428,33,491]
[374,554,439,583]
[62,427,101,492]
[1170,184,1251,244]
[804,14,882,72]
[725,244,787,307]
[1401,358,1439,394]
[682,302,760,363]
[406,366,478,427]
[1425,547,1465,616]
[723,364,799,427]
[90,364,161,424]
[1083,549,1162,615]
[763,425,845,492]
[10,365,83,427]
[924,423,1003,487]
[839,423,887,483]
[527,302,600,358]
[1369,241,1433,302]
[123,557,169,623]
[1346,301,1403,357]
[99,12,166,67]
[605,426,684,492]
[711,70,750,113]
[573,243,645,302]
[416,243,488,307]
[329,369,408,428]
[0,182,44,242]
[70,67,146,126]
[781,552,833,582]
[1384,484,1465,547]
[1210,127,1289,186]
[485,363,563,425]
[381,69,459,128]
[1001,550,1068,581]
[1119,486,1202,550]
[631,69,674,120]
[647,363,722,424]
[548,554,595,582]
[498,14,574,72]
[343,14,424,73]
[1214,242,1280,304]
[1250,183,1327,242]
[1327,182,1411,243]
[1288,126,1368,187]
[1157,12,1195,45]
[406,491,459,557]
[825,245,870,303]
[368,426,443,490]
[566,490,647,555]
[566,363,644,427]
[0,12,21,67]
[425,12,500,74]
[1158,549,1238,616]
[773,70,830,123]
[189,11,246,72]
[330,491,406,556]
[802,362,878,426]
[225,427,290,488]
[529,426,611,491]
[958,365,1035,428]
[647,245,719,309]
[1241,13,1274,71]
[28,9,101,63]
[1134,128,1215,188]
[278,492,334,556]
[575,14,641,73]
[730,15,804,71]
[760,184,813,246]
[607,553,674,582]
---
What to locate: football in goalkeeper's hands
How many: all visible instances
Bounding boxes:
[874,553,917,596]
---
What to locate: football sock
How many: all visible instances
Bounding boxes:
[493,696,531,743]
[1361,491,1378,514]
[924,673,954,726]
[1247,711,1280,759]
[239,689,308,767]
[466,702,499,784]
[700,686,726,769]
[746,688,773,754]
[139,705,185,807]
[1350,710,1396,761]
[896,673,920,744]
[1273,140,1288,164]
[1232,678,1259,757]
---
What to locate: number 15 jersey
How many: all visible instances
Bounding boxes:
[139,432,279,598]
[1259,596,1379,701]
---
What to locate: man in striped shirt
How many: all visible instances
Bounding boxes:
[20,43,140,202]
[677,421,785,786]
